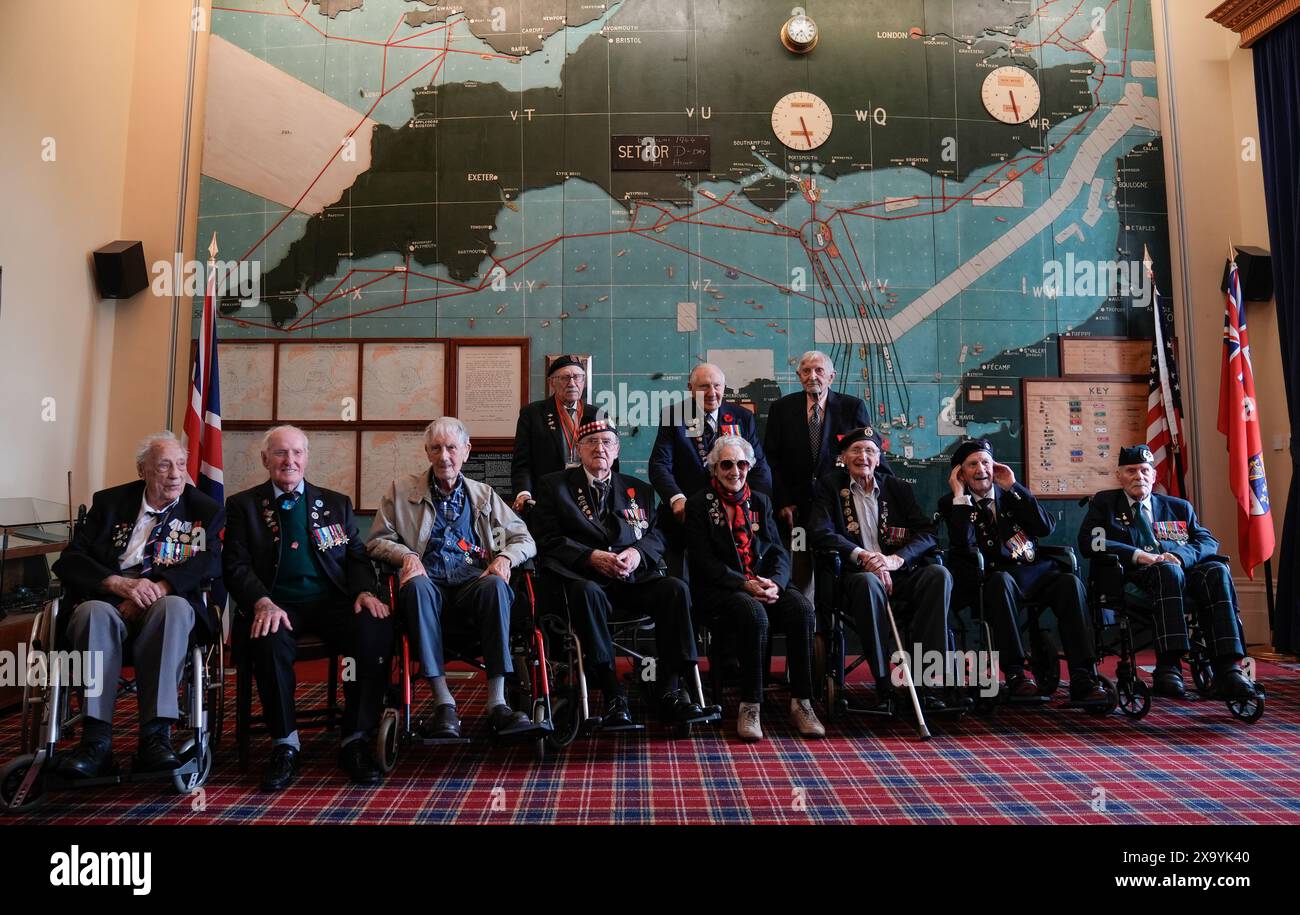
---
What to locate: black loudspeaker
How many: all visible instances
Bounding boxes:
[1221,245,1274,302]
[92,240,148,299]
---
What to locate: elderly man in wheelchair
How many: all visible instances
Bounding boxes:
[939,438,1108,705]
[367,416,544,742]
[1077,444,1257,701]
[808,426,954,712]
[49,432,224,778]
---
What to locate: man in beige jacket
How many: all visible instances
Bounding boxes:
[367,416,541,740]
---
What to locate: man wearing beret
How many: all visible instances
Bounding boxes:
[510,355,610,514]
[940,439,1107,703]
[1077,444,1256,699]
[530,419,715,730]
[809,427,954,709]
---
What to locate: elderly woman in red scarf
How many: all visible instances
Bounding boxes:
[684,435,823,741]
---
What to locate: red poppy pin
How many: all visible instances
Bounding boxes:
[626,487,636,499]
[723,413,733,423]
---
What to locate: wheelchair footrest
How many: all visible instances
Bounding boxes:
[416,736,472,747]
[584,717,645,735]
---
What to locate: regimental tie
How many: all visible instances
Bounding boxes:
[566,405,579,464]
[702,413,716,456]
[978,497,995,527]
[592,478,610,519]
[808,401,822,462]
[1131,499,1157,551]
[139,507,171,576]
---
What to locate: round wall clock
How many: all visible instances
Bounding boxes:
[771,91,833,149]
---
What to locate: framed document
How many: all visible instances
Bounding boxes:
[453,339,528,442]
[362,340,446,420]
[359,429,429,511]
[276,342,359,421]
[218,342,275,421]
[1022,378,1149,499]
[222,430,270,498]
[1059,336,1151,378]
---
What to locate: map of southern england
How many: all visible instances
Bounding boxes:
[198,0,1173,537]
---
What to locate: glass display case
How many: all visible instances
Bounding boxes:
[0,498,71,615]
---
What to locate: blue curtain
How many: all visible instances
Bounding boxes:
[1254,16,1300,654]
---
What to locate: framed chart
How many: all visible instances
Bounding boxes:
[1022,378,1149,499]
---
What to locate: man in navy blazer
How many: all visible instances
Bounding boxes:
[224,425,392,790]
[809,427,954,709]
[1077,444,1255,699]
[764,350,871,530]
[939,439,1106,703]
[649,363,770,574]
[51,432,224,779]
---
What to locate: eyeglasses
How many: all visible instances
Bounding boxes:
[718,459,751,471]
[555,373,586,383]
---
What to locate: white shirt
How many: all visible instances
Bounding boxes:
[118,493,180,569]
[952,488,996,519]
[849,476,881,559]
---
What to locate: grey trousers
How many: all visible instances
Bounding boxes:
[66,596,194,726]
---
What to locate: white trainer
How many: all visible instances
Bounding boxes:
[737,701,763,741]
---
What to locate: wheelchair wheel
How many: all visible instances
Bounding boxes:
[1190,657,1216,697]
[171,738,213,794]
[1226,687,1265,724]
[1087,676,1119,717]
[0,754,47,813]
[541,620,582,750]
[207,638,225,750]
[1116,677,1151,719]
[531,705,547,763]
[375,708,400,773]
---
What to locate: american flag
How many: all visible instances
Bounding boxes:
[1143,246,1186,497]
[183,233,224,504]
[1218,255,1274,578]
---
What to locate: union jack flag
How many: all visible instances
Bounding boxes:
[183,233,224,504]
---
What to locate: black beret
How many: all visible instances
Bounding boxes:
[835,426,882,451]
[1118,444,1155,466]
[547,355,585,377]
[950,439,994,468]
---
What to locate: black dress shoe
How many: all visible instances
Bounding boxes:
[260,745,300,792]
[659,691,707,724]
[134,733,181,772]
[1005,673,1039,698]
[57,739,114,779]
[1216,667,1256,700]
[418,703,461,739]
[1069,675,1110,703]
[601,694,635,729]
[920,693,948,712]
[487,704,542,738]
[1152,666,1186,698]
[339,740,381,785]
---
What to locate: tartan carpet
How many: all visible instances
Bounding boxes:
[3,658,1298,825]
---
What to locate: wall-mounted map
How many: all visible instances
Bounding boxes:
[197,0,1174,536]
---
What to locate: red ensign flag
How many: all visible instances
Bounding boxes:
[1217,259,1274,578]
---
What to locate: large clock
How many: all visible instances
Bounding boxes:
[981,65,1041,124]
[771,91,833,150]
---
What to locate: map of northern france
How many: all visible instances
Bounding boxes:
[200,0,1172,527]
